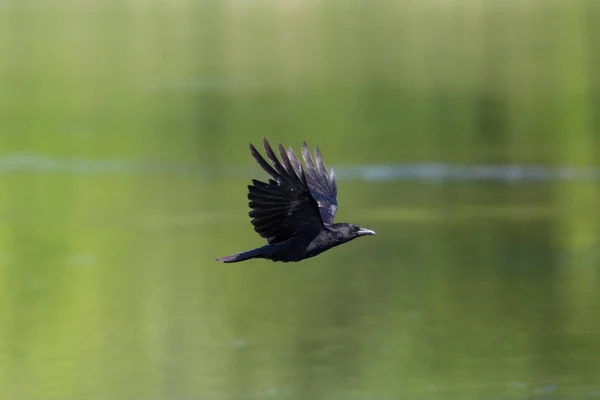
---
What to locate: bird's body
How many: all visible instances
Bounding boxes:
[218,224,365,263]
[216,138,375,263]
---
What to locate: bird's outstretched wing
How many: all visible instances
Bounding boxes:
[301,141,338,226]
[248,138,325,244]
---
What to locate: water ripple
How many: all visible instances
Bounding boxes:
[1,153,599,182]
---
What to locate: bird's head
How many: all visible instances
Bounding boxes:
[334,223,376,242]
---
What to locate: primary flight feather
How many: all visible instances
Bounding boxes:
[216,138,375,263]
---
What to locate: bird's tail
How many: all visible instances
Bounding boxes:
[215,247,267,263]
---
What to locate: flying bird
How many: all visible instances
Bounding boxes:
[216,138,375,263]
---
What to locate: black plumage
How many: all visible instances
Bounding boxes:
[216,138,375,263]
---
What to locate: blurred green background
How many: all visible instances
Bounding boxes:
[1,0,600,399]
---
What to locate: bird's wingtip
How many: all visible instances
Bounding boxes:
[301,141,310,155]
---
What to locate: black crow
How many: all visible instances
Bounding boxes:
[216,138,375,263]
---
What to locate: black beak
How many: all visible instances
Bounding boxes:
[357,228,376,236]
